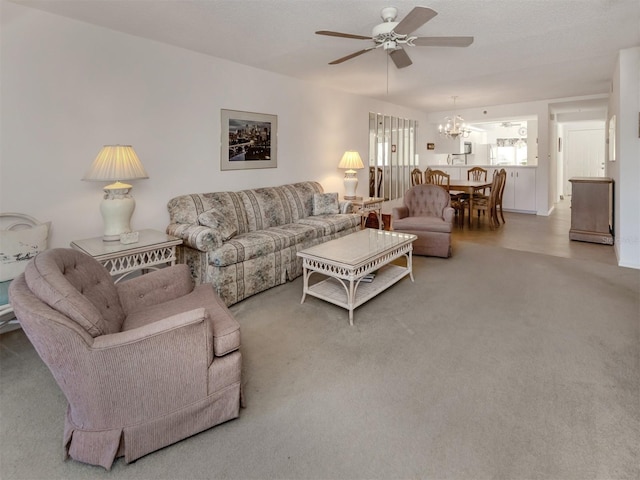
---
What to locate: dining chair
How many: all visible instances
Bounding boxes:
[462,170,503,228]
[425,169,465,226]
[467,166,489,196]
[369,166,383,197]
[496,168,507,224]
[410,167,423,186]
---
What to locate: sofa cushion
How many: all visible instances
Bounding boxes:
[296,214,361,236]
[203,223,318,270]
[392,216,452,233]
[198,209,237,241]
[313,192,340,215]
[240,187,295,231]
[280,182,324,221]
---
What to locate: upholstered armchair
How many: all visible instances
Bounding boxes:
[8,248,242,470]
[391,184,454,258]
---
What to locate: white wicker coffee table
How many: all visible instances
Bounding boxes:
[297,229,416,325]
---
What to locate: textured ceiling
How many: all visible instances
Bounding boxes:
[11,0,640,113]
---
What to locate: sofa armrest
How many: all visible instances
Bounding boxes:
[339,200,353,214]
[116,264,194,314]
[392,206,409,220]
[166,223,223,251]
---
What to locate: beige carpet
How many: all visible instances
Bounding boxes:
[1,242,638,479]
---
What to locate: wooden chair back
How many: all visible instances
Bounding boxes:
[468,167,488,195]
[425,169,450,192]
[410,168,423,186]
[467,166,488,181]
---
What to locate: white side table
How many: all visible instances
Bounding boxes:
[349,197,385,229]
[70,229,182,282]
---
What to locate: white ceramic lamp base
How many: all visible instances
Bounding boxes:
[343,170,359,200]
[100,182,135,242]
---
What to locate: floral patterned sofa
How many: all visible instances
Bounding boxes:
[167,181,360,305]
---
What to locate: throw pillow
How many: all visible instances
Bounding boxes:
[198,209,237,241]
[313,192,340,215]
[0,222,50,282]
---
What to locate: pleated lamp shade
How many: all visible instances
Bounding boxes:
[338,151,364,171]
[83,145,149,183]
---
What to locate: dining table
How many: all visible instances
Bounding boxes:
[449,179,493,227]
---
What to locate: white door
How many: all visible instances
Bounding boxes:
[564,128,605,195]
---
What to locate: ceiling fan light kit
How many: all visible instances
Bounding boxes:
[316,6,474,69]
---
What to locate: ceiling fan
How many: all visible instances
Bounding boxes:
[316,6,474,69]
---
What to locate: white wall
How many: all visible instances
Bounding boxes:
[608,47,640,269]
[0,1,428,249]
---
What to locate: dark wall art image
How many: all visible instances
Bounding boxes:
[221,109,277,170]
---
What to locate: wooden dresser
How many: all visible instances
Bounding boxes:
[569,177,613,245]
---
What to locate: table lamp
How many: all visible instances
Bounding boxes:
[83,145,149,241]
[338,151,364,199]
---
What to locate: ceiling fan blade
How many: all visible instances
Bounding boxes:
[389,48,412,69]
[393,7,437,35]
[329,48,375,65]
[315,30,371,40]
[413,36,475,47]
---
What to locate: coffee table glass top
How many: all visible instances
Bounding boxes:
[299,229,416,266]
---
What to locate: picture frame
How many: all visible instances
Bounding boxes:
[220,109,277,170]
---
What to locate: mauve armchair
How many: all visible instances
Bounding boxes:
[391,184,454,258]
[8,248,242,470]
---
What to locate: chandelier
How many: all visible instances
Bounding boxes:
[438,96,470,139]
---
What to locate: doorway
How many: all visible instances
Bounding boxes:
[559,121,606,198]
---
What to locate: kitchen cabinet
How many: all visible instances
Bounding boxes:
[502,167,536,212]
[425,165,537,213]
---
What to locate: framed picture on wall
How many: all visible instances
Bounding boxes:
[221,109,277,170]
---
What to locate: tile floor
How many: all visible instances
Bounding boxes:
[452,199,618,266]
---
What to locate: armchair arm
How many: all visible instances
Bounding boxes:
[166,223,223,251]
[92,307,207,349]
[443,206,455,224]
[116,264,194,313]
[392,206,409,220]
[70,308,214,425]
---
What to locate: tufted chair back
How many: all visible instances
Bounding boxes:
[403,184,451,218]
[24,248,125,336]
